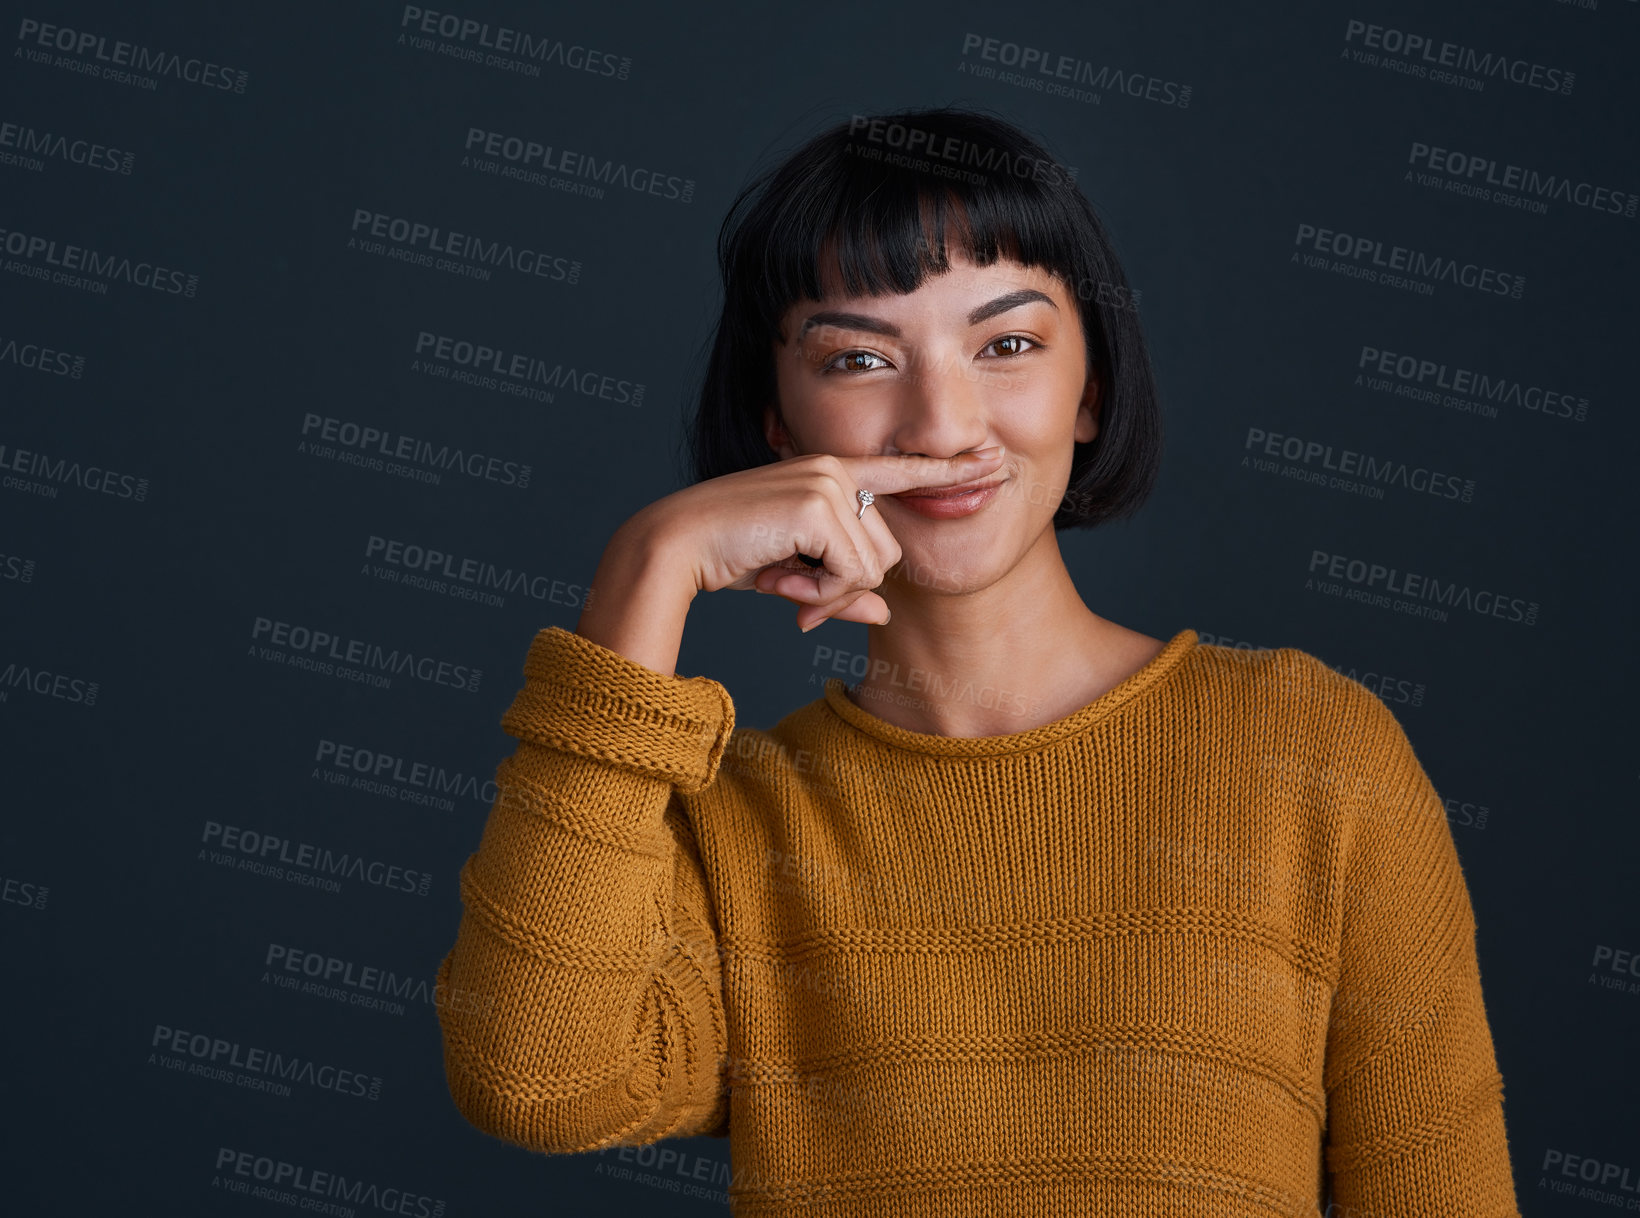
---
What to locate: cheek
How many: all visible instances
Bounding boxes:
[772,357,802,408]
[992,390,1079,455]
[774,377,872,453]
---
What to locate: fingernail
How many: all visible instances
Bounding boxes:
[880,610,892,625]
[800,620,819,634]
[971,445,1004,460]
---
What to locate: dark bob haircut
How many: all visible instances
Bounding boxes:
[684,106,1164,532]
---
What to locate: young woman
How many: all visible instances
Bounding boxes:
[435,107,1521,1217]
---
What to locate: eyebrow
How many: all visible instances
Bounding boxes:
[798,288,1057,339]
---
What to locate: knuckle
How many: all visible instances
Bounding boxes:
[839,546,866,582]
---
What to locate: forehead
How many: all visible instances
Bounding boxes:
[797,247,1065,318]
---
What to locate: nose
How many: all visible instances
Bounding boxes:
[887,343,994,460]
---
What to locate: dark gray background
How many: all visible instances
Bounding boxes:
[3,1,1636,1213]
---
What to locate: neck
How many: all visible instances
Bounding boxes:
[848,527,1146,738]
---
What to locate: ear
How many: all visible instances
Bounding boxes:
[1074,371,1101,445]
[764,404,798,459]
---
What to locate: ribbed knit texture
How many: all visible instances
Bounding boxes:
[435,625,1521,1217]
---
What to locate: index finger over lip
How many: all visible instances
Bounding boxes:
[833,446,1006,496]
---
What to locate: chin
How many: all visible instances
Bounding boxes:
[888,541,1009,597]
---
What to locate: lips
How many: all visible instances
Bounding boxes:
[890,477,1005,500]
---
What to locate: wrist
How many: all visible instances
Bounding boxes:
[609,509,698,603]
[575,513,697,678]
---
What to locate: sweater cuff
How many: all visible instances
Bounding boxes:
[498,626,735,793]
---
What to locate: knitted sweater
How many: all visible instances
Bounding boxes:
[435,624,1521,1217]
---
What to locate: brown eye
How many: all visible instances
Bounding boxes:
[826,350,889,374]
[982,335,1035,358]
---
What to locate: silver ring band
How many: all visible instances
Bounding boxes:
[856,488,875,519]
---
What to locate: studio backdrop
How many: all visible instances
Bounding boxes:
[3,1,1636,1214]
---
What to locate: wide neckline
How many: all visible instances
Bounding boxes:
[820,628,1200,758]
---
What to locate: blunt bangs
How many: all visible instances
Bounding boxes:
[744,149,1076,344]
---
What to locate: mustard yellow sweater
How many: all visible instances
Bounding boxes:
[435,625,1521,1217]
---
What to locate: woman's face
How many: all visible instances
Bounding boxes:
[766,247,1100,595]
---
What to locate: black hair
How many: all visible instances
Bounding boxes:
[684,105,1164,531]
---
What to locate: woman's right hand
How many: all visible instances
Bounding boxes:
[641,446,1006,632]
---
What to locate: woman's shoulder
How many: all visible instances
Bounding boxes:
[1186,634,1400,740]
[1190,633,1348,688]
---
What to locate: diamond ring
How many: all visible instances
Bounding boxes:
[856,489,875,519]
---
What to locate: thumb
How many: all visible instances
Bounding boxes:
[797,590,890,632]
